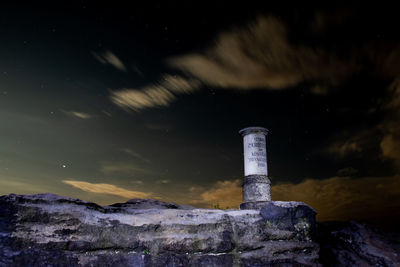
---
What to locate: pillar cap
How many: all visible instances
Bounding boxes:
[239,127,269,136]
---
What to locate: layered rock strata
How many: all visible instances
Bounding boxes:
[0,193,319,266]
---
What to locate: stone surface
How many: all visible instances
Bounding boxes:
[239,201,270,210]
[0,193,320,266]
[242,175,271,203]
[317,221,400,267]
[109,198,196,210]
[260,201,317,241]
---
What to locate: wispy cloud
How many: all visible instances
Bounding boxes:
[108,11,400,113]
[325,138,362,157]
[156,179,170,184]
[110,86,174,111]
[109,15,360,112]
[110,75,200,111]
[62,180,152,199]
[100,161,151,175]
[168,16,356,90]
[92,50,127,72]
[145,122,174,132]
[62,110,93,119]
[122,148,151,163]
[101,110,112,117]
[322,129,374,158]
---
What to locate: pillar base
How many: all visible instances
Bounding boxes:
[240,201,271,210]
[242,175,271,203]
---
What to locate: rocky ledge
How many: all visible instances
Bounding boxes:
[0,193,399,266]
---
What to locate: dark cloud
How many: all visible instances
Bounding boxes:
[337,167,358,177]
[323,130,372,158]
[379,79,400,169]
[168,16,357,90]
[108,13,365,112]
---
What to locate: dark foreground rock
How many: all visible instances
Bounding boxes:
[318,221,400,267]
[261,201,317,242]
[0,193,320,266]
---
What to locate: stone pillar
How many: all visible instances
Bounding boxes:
[239,127,271,210]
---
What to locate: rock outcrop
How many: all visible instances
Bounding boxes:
[318,221,400,267]
[0,193,319,266]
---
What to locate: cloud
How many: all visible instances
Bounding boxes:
[122,148,151,163]
[271,175,400,222]
[189,179,242,209]
[379,79,400,168]
[62,110,92,119]
[168,16,356,90]
[111,12,400,112]
[108,11,400,113]
[337,167,358,177]
[323,130,375,158]
[159,75,201,94]
[320,77,400,168]
[380,134,400,167]
[325,138,362,157]
[156,179,170,184]
[0,178,48,195]
[62,180,152,199]
[310,85,329,95]
[101,110,112,117]
[110,86,174,111]
[92,50,127,72]
[100,161,150,175]
[189,186,204,192]
[108,14,364,112]
[145,123,173,131]
[110,75,200,111]
[185,174,400,224]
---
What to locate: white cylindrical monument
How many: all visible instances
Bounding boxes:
[242,130,268,176]
[239,127,271,209]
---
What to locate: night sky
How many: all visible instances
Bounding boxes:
[1,2,399,230]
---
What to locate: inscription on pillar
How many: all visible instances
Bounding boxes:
[243,133,268,176]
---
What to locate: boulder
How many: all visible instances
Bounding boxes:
[260,201,317,241]
[0,193,320,266]
[318,221,400,267]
